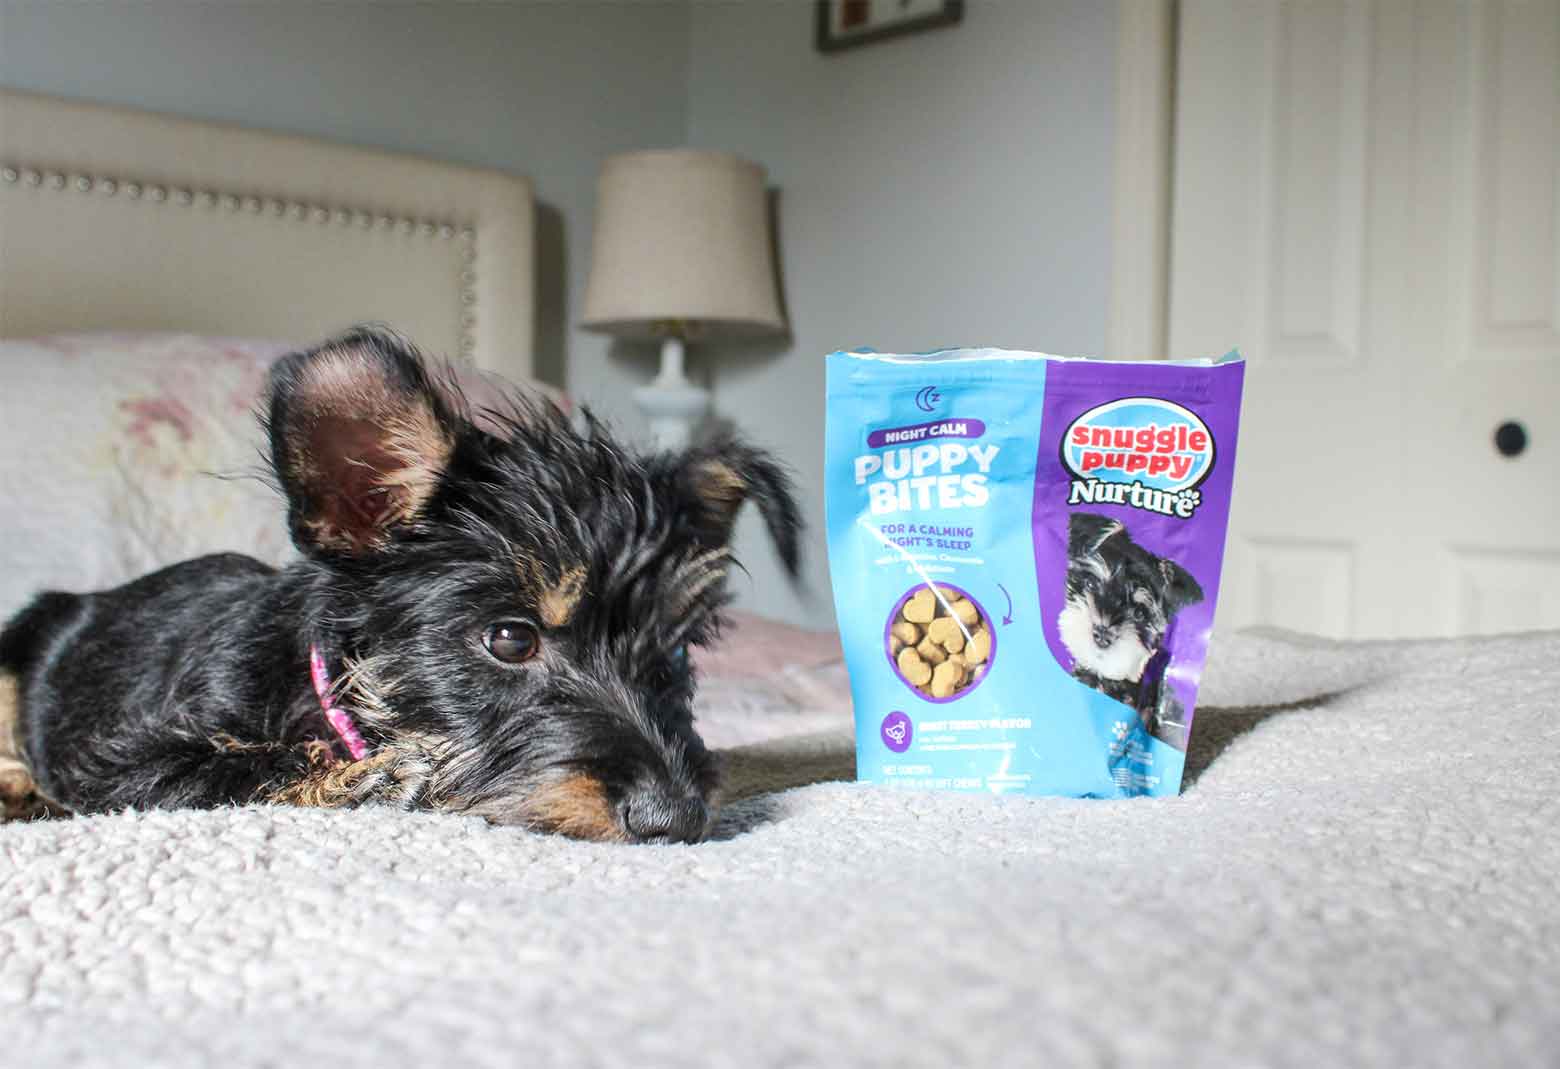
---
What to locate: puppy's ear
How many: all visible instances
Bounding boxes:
[1068,513,1124,557]
[266,326,456,555]
[678,437,802,578]
[1157,558,1204,614]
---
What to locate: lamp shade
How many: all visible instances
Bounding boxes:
[581,149,785,339]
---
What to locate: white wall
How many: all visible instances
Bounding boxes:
[686,1,1118,628]
[0,0,690,432]
[0,0,1119,629]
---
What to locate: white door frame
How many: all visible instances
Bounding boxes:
[1106,0,1178,359]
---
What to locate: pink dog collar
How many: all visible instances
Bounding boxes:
[309,644,370,761]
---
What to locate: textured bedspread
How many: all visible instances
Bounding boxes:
[2,629,1557,1067]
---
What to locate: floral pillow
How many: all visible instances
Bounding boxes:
[0,333,563,619]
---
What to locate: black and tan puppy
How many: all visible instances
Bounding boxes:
[0,327,799,842]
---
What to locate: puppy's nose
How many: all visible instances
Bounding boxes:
[622,790,708,844]
[1092,624,1114,649]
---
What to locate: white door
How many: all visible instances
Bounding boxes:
[1170,0,1560,639]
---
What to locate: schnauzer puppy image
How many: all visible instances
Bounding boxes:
[0,327,799,843]
[1058,513,1203,747]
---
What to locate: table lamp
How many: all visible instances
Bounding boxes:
[581,149,785,450]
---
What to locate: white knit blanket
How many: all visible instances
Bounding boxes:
[2,629,1557,1067]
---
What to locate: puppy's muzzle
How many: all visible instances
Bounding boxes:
[620,786,710,845]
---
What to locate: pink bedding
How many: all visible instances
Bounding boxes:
[691,613,851,749]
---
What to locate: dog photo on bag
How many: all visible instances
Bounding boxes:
[1058,512,1203,747]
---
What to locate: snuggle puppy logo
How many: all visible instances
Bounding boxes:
[1062,397,1213,518]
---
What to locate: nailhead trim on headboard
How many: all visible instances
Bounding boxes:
[2,163,479,358]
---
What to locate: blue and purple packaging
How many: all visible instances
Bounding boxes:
[825,348,1245,798]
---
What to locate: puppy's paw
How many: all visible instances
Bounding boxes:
[266,742,433,810]
[341,743,435,808]
[0,760,65,822]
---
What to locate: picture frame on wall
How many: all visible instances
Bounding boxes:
[815,0,964,54]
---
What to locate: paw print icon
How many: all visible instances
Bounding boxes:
[1111,720,1130,741]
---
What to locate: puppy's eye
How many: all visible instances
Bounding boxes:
[483,621,540,664]
[672,645,688,666]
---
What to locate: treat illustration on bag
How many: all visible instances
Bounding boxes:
[888,583,994,700]
[1059,514,1202,747]
[826,346,1244,799]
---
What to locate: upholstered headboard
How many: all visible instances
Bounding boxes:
[0,89,534,380]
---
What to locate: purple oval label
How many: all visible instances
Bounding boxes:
[880,711,913,753]
[866,418,986,448]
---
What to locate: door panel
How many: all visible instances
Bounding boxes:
[1267,0,1370,366]
[1228,537,1357,638]
[1468,1,1560,361]
[1450,549,1560,635]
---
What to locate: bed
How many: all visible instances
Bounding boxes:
[3,90,1558,1068]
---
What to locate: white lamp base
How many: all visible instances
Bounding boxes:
[634,335,708,452]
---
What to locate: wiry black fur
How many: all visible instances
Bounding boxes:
[0,326,801,842]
